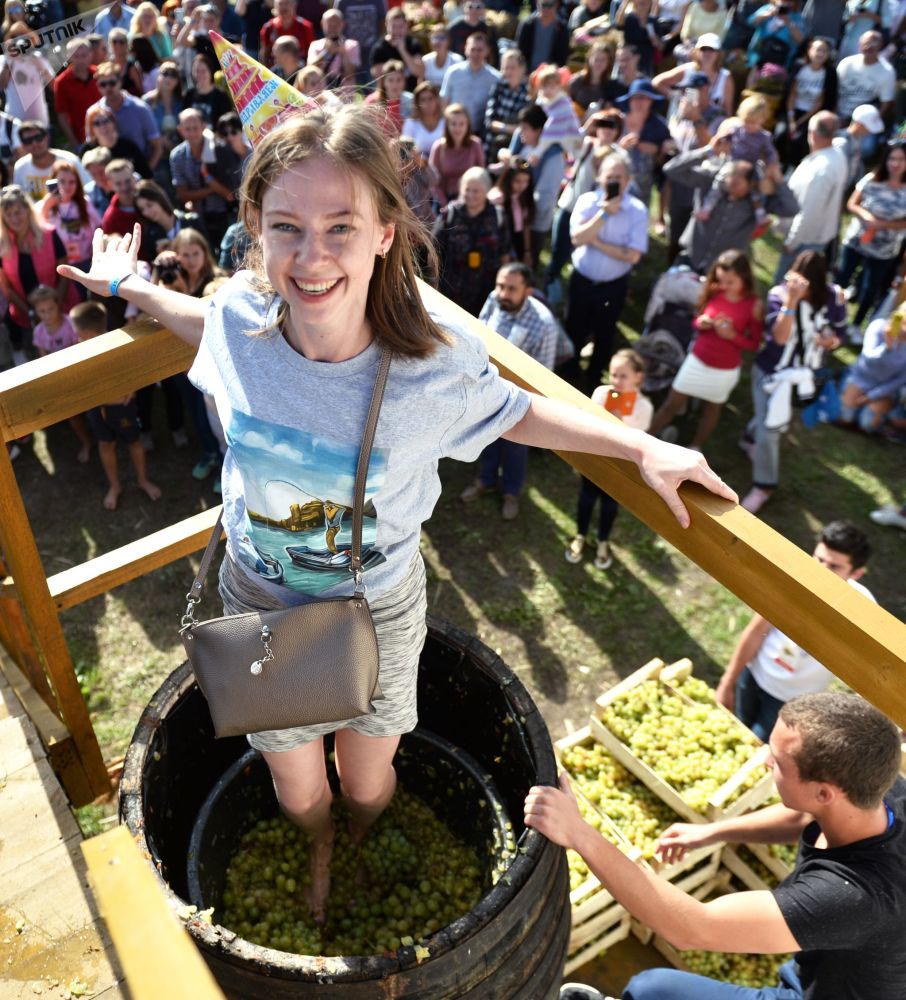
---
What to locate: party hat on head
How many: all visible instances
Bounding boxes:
[209,30,319,146]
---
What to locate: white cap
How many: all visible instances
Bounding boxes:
[696,33,722,50]
[852,104,885,134]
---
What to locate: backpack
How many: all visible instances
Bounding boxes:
[756,34,792,69]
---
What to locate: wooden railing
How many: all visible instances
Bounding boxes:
[2,283,905,806]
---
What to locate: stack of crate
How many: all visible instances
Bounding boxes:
[556,657,782,974]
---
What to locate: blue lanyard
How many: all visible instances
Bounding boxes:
[886,802,895,831]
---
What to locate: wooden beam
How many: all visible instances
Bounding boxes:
[10,506,222,612]
[82,826,225,1000]
[0,445,110,804]
[0,318,196,442]
[419,283,906,729]
[0,594,60,710]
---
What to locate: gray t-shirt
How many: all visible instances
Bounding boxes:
[189,270,530,602]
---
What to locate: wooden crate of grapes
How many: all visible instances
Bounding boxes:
[721,843,795,891]
[591,658,775,823]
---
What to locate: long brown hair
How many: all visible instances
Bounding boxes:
[699,248,755,310]
[239,104,447,357]
[790,249,830,307]
[50,162,91,228]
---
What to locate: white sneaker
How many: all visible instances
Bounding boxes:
[594,541,613,570]
[741,486,773,514]
[870,505,906,530]
[564,536,585,563]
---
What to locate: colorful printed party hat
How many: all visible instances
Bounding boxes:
[209,30,319,146]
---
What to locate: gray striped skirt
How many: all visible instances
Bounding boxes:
[217,552,427,753]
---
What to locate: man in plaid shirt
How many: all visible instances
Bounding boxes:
[461,263,560,519]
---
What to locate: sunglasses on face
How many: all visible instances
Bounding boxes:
[218,126,241,136]
[20,132,47,144]
[111,38,127,45]
[98,78,119,88]
[93,115,115,126]
[160,69,180,78]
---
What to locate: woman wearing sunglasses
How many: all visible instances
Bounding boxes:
[142,59,185,156]
[83,106,153,179]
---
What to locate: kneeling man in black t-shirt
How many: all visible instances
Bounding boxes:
[525,691,906,1000]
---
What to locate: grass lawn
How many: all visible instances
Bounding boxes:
[8,227,905,834]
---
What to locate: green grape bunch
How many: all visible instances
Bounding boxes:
[560,742,678,858]
[600,679,762,813]
[677,948,792,988]
[218,789,486,957]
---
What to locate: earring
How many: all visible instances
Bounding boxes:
[379,247,387,260]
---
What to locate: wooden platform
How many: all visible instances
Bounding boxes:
[0,670,125,1000]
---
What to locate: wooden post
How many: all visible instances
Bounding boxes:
[0,445,109,805]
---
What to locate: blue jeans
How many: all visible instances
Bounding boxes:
[478,438,528,496]
[836,245,897,326]
[625,959,803,999]
[837,370,887,432]
[735,666,785,743]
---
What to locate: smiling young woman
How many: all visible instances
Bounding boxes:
[58,102,735,923]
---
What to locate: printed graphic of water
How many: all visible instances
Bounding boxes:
[247,520,382,594]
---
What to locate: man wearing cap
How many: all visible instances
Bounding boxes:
[835,105,886,188]
[836,31,895,158]
[447,1,500,68]
[441,33,501,141]
[516,0,571,73]
[775,111,847,283]
[53,39,101,148]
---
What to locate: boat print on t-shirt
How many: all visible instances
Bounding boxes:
[226,409,387,594]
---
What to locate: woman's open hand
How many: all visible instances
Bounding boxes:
[57,225,142,298]
[638,435,738,528]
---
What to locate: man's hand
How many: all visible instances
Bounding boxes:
[656,822,718,865]
[524,773,586,849]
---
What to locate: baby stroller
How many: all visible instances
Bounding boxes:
[634,267,702,395]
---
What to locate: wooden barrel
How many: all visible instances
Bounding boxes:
[120,614,569,998]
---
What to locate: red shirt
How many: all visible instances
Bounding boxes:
[259,15,315,66]
[692,293,763,370]
[53,65,101,145]
[102,195,153,262]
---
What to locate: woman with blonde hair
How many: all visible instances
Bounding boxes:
[130,1,174,60]
[59,103,734,920]
[428,103,485,209]
[0,185,77,356]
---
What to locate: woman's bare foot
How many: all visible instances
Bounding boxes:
[138,478,162,501]
[103,485,122,510]
[305,826,334,924]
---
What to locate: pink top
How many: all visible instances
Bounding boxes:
[488,188,525,233]
[428,137,485,207]
[42,197,101,265]
[34,316,78,354]
[692,293,763,370]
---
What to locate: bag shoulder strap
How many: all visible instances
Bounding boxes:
[185,347,391,607]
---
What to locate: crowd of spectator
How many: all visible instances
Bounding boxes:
[1,0,906,529]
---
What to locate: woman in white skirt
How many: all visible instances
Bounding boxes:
[649,249,763,451]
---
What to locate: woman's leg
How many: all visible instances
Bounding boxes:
[853,256,897,325]
[598,491,619,542]
[691,401,724,450]
[835,243,862,294]
[649,388,691,437]
[334,729,401,843]
[750,373,780,489]
[576,476,601,536]
[261,739,334,920]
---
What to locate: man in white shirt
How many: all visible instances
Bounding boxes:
[11,121,89,200]
[775,111,848,283]
[715,520,874,741]
[836,31,895,153]
[834,103,886,188]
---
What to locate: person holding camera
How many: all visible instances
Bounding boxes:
[307,9,360,93]
[37,162,101,280]
[745,1,806,84]
[561,151,649,392]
